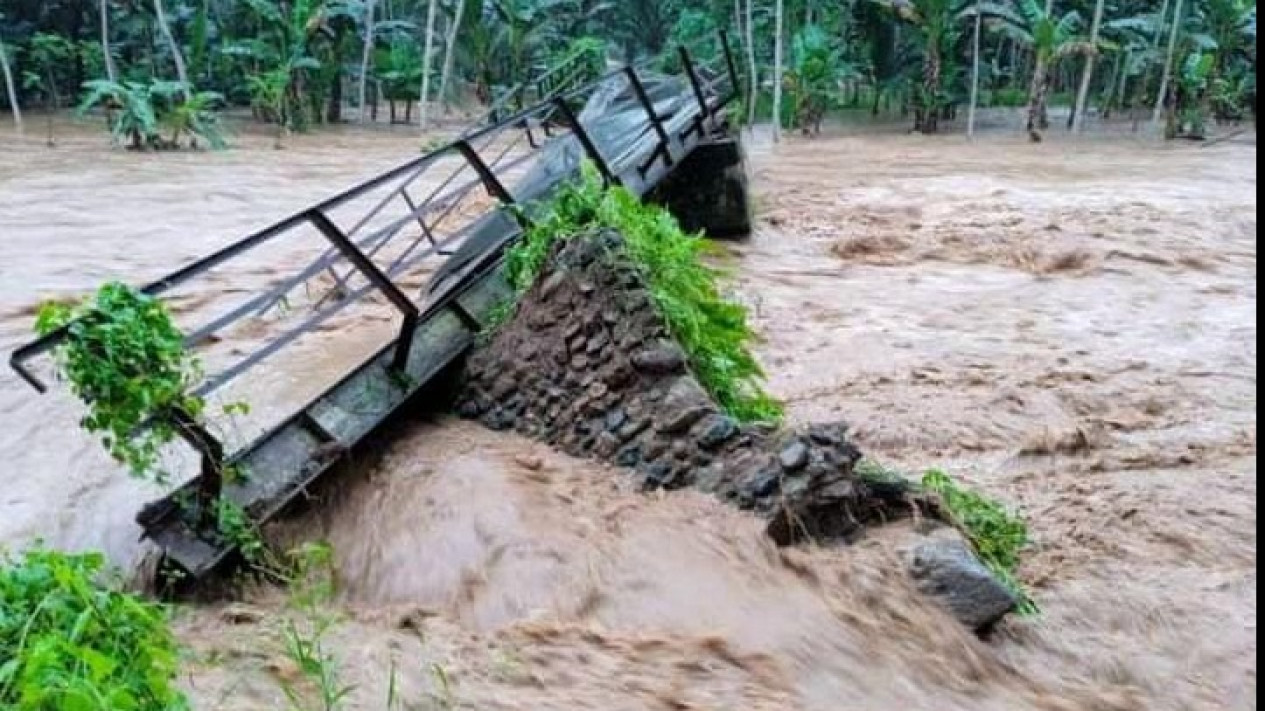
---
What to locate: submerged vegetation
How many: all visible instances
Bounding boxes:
[504,165,783,424]
[0,548,186,711]
[922,468,1038,613]
[858,459,1038,613]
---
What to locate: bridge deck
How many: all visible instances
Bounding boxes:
[10,36,742,579]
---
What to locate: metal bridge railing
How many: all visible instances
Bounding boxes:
[9,31,743,516]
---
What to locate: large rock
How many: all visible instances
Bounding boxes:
[908,538,1019,633]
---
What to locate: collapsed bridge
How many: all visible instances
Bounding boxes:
[10,34,752,579]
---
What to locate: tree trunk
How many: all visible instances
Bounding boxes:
[1153,0,1184,128]
[772,0,784,142]
[438,0,466,114]
[1072,0,1106,132]
[152,0,191,99]
[100,0,118,82]
[1026,56,1050,138]
[0,39,21,133]
[1103,49,1124,118]
[419,0,438,129]
[920,41,942,133]
[327,72,342,122]
[967,0,983,138]
[358,0,376,123]
[746,0,758,127]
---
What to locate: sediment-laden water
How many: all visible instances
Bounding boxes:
[0,120,1255,709]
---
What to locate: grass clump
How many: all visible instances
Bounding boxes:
[504,164,782,423]
[0,548,187,710]
[35,282,206,483]
[921,469,1038,614]
[856,458,1037,613]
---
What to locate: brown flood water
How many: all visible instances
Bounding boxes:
[0,120,1256,709]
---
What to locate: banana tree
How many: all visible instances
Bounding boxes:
[1193,0,1256,120]
[79,79,226,149]
[223,0,337,131]
[373,40,423,123]
[985,0,1093,138]
[786,24,856,134]
[880,0,973,133]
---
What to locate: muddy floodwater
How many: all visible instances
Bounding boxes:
[0,120,1256,709]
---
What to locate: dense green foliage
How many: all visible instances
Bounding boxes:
[78,79,226,149]
[0,0,1253,144]
[505,166,783,423]
[921,469,1038,613]
[0,548,186,711]
[35,282,204,483]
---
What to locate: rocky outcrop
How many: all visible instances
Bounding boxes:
[457,230,913,542]
[909,537,1019,633]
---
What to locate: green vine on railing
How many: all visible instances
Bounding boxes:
[35,282,207,483]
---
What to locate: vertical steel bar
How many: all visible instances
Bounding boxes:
[453,140,516,205]
[307,210,421,371]
[626,66,673,172]
[400,189,439,248]
[719,30,742,104]
[679,46,711,138]
[170,407,224,525]
[552,96,617,184]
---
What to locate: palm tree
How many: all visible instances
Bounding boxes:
[986,0,1092,139]
[152,0,191,100]
[746,0,758,126]
[1153,0,1185,126]
[100,0,118,82]
[437,0,470,112]
[967,0,983,136]
[357,0,377,122]
[419,0,438,128]
[1071,0,1106,131]
[773,0,784,141]
[0,36,20,132]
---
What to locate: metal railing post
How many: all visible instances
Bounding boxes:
[679,46,711,138]
[626,66,674,174]
[170,407,225,526]
[552,97,617,185]
[719,30,742,105]
[453,140,516,206]
[308,210,421,372]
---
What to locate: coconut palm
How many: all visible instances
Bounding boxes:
[985,0,1094,138]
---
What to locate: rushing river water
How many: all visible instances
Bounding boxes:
[0,119,1256,709]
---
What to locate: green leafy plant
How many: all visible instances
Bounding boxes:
[79,80,227,150]
[275,541,348,711]
[786,24,855,134]
[35,282,205,482]
[161,88,228,149]
[373,41,424,123]
[922,469,1038,613]
[215,499,268,566]
[0,548,187,710]
[279,617,354,711]
[503,165,782,423]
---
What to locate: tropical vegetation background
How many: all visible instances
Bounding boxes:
[0,0,1254,147]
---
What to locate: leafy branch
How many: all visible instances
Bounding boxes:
[36,282,207,483]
